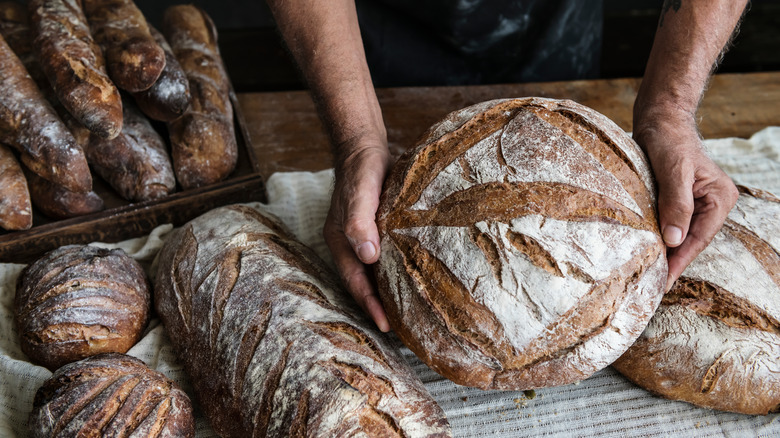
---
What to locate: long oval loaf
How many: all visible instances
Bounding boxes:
[82,0,165,93]
[29,353,195,437]
[376,97,667,390]
[25,169,104,219]
[162,5,237,189]
[132,26,191,122]
[29,0,123,139]
[0,143,32,230]
[0,34,92,193]
[15,245,151,371]
[154,205,451,437]
[613,186,780,415]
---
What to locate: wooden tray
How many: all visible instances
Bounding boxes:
[0,92,266,264]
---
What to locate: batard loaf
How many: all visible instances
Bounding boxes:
[82,0,166,93]
[29,353,194,437]
[0,33,92,193]
[162,5,237,189]
[15,244,151,371]
[613,186,780,415]
[29,0,123,139]
[77,97,176,202]
[0,143,32,230]
[132,25,191,122]
[375,97,668,390]
[25,168,104,219]
[154,204,452,437]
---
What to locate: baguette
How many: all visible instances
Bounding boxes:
[29,0,122,139]
[29,353,194,437]
[376,97,666,390]
[132,25,191,122]
[0,143,32,230]
[0,33,92,193]
[163,5,237,189]
[80,97,176,202]
[0,1,48,91]
[82,0,165,93]
[25,168,104,219]
[154,205,452,437]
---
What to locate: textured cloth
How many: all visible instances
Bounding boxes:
[1,127,779,437]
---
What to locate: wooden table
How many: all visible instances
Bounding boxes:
[237,71,780,180]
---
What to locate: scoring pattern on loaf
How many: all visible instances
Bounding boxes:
[29,353,194,437]
[154,205,451,437]
[613,186,780,415]
[376,97,667,390]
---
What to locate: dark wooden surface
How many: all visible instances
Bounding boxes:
[238,71,780,180]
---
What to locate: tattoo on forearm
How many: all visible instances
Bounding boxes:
[659,0,682,28]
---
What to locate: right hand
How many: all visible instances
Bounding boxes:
[324,139,393,332]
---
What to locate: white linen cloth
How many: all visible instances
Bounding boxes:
[1,127,779,437]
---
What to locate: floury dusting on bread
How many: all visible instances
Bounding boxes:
[376,97,667,390]
[154,205,452,437]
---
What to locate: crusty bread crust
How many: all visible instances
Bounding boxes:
[613,186,780,415]
[0,143,32,230]
[376,97,667,390]
[154,205,451,437]
[29,353,194,437]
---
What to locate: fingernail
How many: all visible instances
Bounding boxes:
[356,242,376,261]
[663,225,683,246]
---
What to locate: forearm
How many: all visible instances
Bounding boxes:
[635,0,747,136]
[265,0,386,162]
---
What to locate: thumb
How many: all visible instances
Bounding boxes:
[656,174,694,248]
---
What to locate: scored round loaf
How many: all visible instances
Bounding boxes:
[613,186,780,415]
[376,97,668,390]
[29,353,194,437]
[15,244,151,371]
[154,204,451,437]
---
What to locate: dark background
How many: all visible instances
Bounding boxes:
[122,0,780,91]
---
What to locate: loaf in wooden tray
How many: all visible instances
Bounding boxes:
[29,0,123,139]
[613,186,780,415]
[29,353,194,437]
[15,244,151,370]
[154,204,451,437]
[163,5,237,190]
[376,97,667,390]
[0,143,32,230]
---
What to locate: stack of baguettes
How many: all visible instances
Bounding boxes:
[0,0,237,230]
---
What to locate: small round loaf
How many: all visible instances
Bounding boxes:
[613,186,780,415]
[376,97,667,390]
[29,353,194,437]
[15,244,151,371]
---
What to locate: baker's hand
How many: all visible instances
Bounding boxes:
[634,115,739,291]
[324,140,392,332]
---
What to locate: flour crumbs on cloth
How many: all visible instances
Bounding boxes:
[1,128,779,437]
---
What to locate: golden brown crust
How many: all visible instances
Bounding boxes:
[29,0,123,139]
[25,168,103,219]
[81,97,176,202]
[154,205,452,437]
[163,5,237,190]
[29,353,195,438]
[0,33,92,193]
[376,97,666,390]
[132,26,191,121]
[0,143,32,230]
[15,245,151,371]
[613,188,780,415]
[82,0,165,93]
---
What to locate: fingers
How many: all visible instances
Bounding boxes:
[655,165,695,248]
[325,209,391,332]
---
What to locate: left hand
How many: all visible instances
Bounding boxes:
[634,113,739,291]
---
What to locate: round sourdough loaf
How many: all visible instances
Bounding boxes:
[15,245,151,371]
[376,97,668,390]
[29,353,194,437]
[613,186,780,415]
